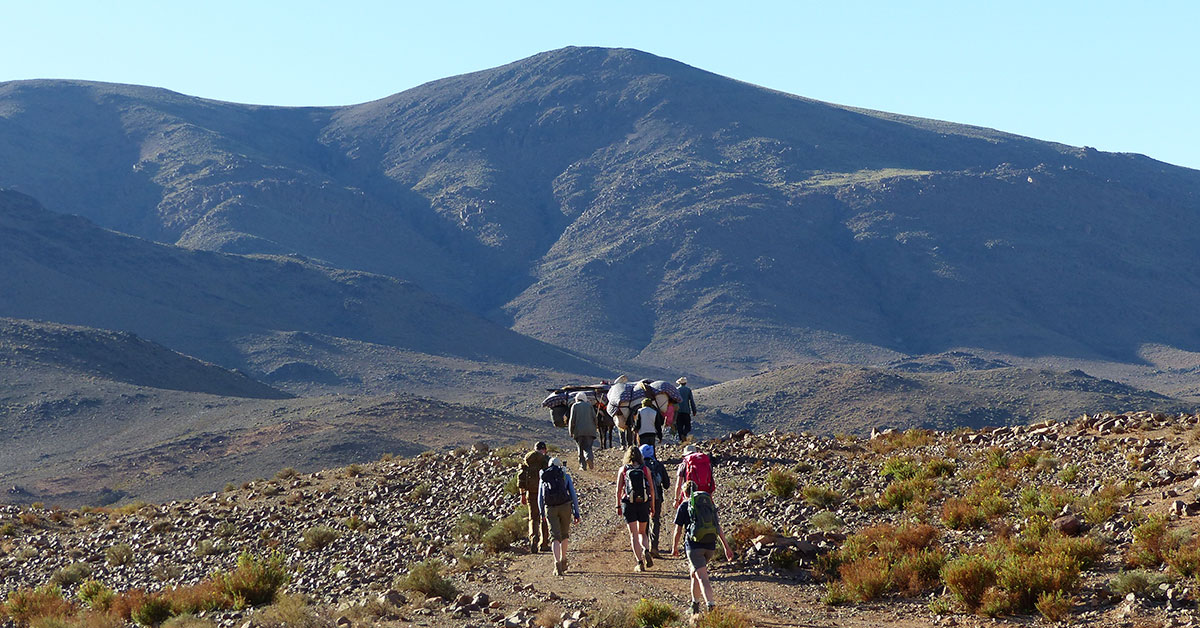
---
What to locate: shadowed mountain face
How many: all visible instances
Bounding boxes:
[0,189,604,382]
[2,47,1200,382]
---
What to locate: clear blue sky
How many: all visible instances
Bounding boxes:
[4,1,1197,170]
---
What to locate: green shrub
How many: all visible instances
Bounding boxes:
[1108,569,1172,597]
[212,552,290,609]
[880,456,919,480]
[253,593,325,628]
[49,562,92,586]
[161,615,217,628]
[879,477,939,511]
[1076,483,1129,525]
[985,447,1010,470]
[801,485,841,508]
[78,579,115,611]
[394,559,457,601]
[1126,514,1168,568]
[274,468,298,480]
[1058,464,1080,483]
[299,526,339,551]
[810,511,845,533]
[628,598,678,628]
[453,513,493,543]
[922,458,956,478]
[764,468,798,499]
[481,506,527,553]
[106,543,134,566]
[502,474,520,496]
[407,483,432,503]
[997,550,1080,613]
[131,595,174,627]
[194,540,222,558]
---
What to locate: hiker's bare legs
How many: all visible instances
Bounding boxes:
[696,566,715,604]
[626,521,645,561]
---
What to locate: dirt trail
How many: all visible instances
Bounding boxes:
[504,443,933,627]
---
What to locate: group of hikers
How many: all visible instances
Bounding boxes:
[518,379,735,618]
[564,376,698,471]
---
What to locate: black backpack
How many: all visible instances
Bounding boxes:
[624,463,649,503]
[541,466,571,507]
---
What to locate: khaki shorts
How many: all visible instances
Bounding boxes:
[546,503,573,541]
[686,547,715,572]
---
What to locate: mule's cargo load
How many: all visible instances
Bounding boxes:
[542,384,609,428]
[541,385,609,409]
[646,380,683,403]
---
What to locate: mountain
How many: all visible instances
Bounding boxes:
[3,47,1199,386]
[0,189,607,394]
[697,360,1189,435]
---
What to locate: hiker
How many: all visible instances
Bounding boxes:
[634,397,659,447]
[518,441,551,553]
[567,392,598,470]
[675,377,697,442]
[615,446,656,572]
[539,457,581,576]
[674,444,715,507]
[639,443,671,559]
[671,480,734,617]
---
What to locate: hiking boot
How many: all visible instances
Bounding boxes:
[562,557,569,573]
[554,560,564,576]
[539,544,551,553]
[707,602,717,614]
[529,540,538,554]
[634,561,645,573]
[644,553,653,568]
[690,601,700,617]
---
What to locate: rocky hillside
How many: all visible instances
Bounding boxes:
[2,47,1199,385]
[0,189,608,390]
[3,411,1200,627]
[0,316,562,507]
[0,318,287,399]
[698,359,1190,435]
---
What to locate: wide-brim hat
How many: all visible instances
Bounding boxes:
[676,377,687,385]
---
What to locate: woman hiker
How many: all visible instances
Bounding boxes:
[615,446,656,572]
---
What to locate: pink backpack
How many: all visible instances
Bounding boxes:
[682,452,714,494]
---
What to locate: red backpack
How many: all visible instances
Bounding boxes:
[682,452,714,494]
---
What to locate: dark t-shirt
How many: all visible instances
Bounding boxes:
[674,500,717,550]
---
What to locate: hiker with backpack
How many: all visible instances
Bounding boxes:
[675,377,697,443]
[634,397,660,447]
[539,457,581,576]
[674,444,715,508]
[615,446,656,572]
[518,441,551,553]
[639,444,671,559]
[671,480,734,617]
[567,392,598,470]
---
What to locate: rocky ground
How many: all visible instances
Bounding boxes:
[5,411,1200,627]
